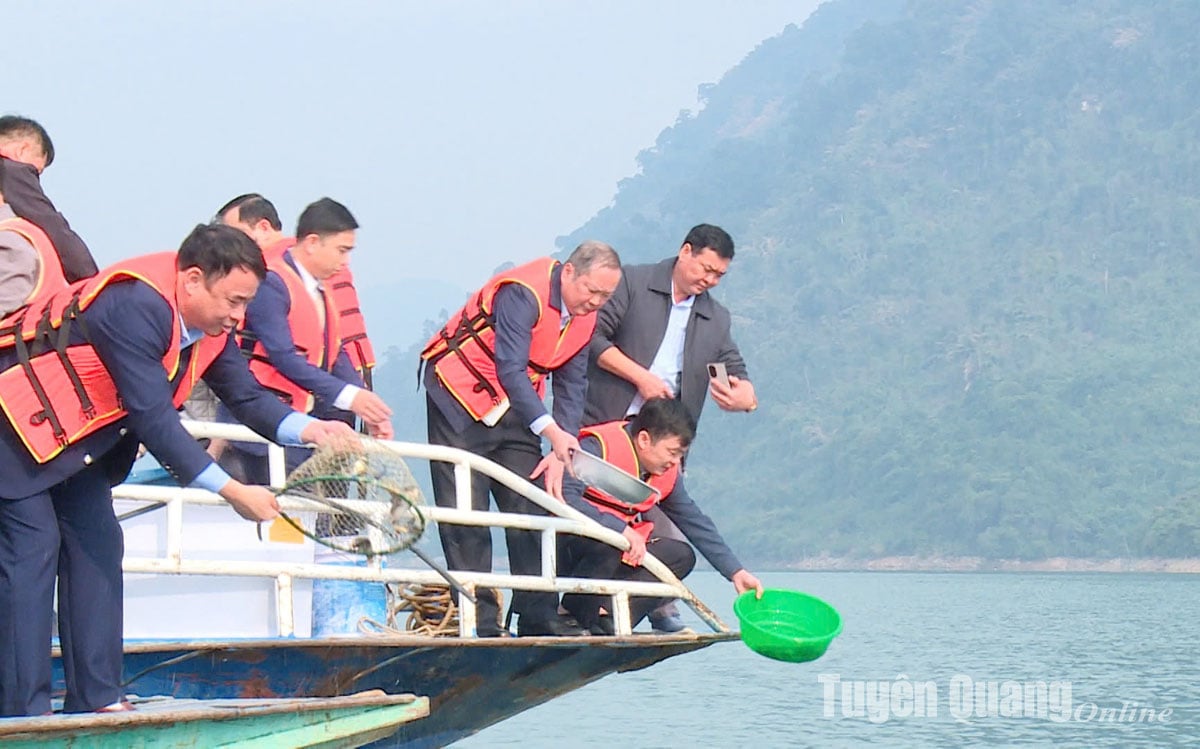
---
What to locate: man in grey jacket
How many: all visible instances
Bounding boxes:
[585,223,757,425]
[0,188,39,317]
[584,223,758,631]
[0,116,98,283]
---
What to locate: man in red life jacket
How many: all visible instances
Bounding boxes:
[420,241,621,637]
[0,116,98,283]
[0,224,357,717]
[217,193,379,386]
[215,193,296,262]
[218,198,392,484]
[559,397,763,635]
[181,193,299,430]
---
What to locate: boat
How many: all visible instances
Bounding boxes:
[47,421,738,748]
[57,633,731,749]
[0,691,430,748]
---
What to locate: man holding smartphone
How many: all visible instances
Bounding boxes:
[584,223,758,632]
[585,223,757,426]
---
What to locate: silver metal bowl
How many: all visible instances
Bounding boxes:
[570,449,659,505]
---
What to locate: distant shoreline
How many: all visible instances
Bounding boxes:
[776,556,1200,573]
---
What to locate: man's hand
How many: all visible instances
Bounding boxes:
[220,481,280,522]
[205,437,228,460]
[351,389,393,424]
[530,454,566,501]
[367,419,395,440]
[637,370,675,401]
[620,526,648,566]
[710,374,758,412]
[542,423,580,467]
[299,419,359,447]
[731,569,764,598]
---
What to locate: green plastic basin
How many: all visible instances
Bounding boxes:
[733,588,842,663]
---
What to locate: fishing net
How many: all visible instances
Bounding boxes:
[278,438,426,556]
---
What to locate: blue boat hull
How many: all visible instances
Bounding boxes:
[53,634,734,748]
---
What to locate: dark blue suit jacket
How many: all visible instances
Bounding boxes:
[219,252,363,447]
[242,252,363,404]
[562,430,745,579]
[0,280,294,499]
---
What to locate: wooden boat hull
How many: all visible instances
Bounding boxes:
[52,633,733,748]
[0,692,429,748]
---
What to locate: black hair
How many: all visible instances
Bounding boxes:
[177,223,267,282]
[215,193,282,231]
[629,397,696,448]
[295,197,358,238]
[0,115,55,167]
[683,224,734,260]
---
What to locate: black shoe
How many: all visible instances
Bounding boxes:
[476,623,512,638]
[517,613,589,637]
[588,615,616,636]
[649,612,688,633]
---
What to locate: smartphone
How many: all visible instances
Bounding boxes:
[707,362,731,389]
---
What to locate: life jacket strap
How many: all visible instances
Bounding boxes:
[51,296,96,418]
[584,488,644,517]
[424,309,501,402]
[11,312,68,447]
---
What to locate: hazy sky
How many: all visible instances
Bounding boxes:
[8,0,820,292]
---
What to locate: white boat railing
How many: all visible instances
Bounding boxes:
[114,420,729,638]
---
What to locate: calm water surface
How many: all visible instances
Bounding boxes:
[457,571,1198,747]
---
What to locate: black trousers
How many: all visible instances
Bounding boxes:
[426,395,558,624]
[559,534,696,628]
[0,464,124,716]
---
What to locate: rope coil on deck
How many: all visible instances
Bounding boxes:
[356,584,504,637]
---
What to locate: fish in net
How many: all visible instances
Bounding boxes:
[279,438,426,556]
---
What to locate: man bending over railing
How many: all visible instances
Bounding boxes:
[558,397,762,635]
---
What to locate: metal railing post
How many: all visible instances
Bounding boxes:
[458,587,477,637]
[267,443,285,488]
[541,528,557,582]
[165,496,184,568]
[611,592,633,636]
[453,462,472,511]
[275,573,295,637]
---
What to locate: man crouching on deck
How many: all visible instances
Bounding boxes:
[558,397,763,635]
[0,224,356,717]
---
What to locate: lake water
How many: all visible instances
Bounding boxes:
[457,570,1198,747]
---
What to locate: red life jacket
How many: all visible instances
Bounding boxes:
[327,267,376,387]
[0,252,226,463]
[261,235,295,263]
[262,237,376,388]
[241,252,342,414]
[578,420,679,543]
[0,215,68,322]
[420,258,595,424]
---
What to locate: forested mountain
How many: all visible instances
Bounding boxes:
[380,0,1200,562]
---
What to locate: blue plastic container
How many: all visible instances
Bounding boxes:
[311,549,388,637]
